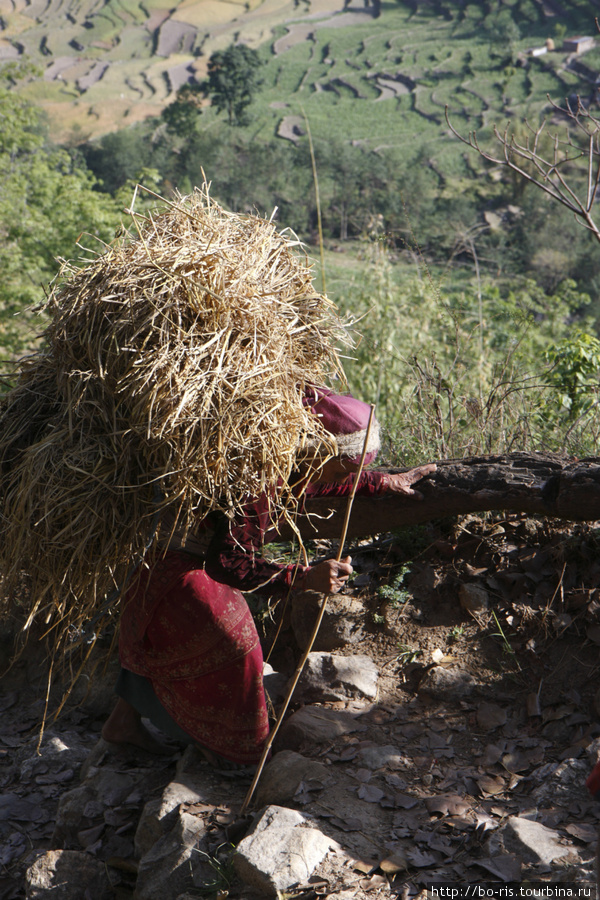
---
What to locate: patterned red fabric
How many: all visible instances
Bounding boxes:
[119,470,388,763]
[587,760,600,799]
[120,552,269,764]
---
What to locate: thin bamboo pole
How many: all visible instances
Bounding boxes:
[240,404,376,814]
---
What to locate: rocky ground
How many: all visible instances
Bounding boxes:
[2,512,600,899]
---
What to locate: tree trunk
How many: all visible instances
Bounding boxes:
[277,451,600,541]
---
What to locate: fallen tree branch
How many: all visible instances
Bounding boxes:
[278,452,600,540]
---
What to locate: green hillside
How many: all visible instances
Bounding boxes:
[0,0,597,146]
[2,0,600,458]
[247,2,590,172]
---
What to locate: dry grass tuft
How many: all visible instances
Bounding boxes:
[0,185,347,655]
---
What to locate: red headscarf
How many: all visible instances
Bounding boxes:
[304,387,380,465]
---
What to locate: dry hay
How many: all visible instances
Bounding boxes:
[0,185,347,655]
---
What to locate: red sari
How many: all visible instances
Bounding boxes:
[118,471,388,763]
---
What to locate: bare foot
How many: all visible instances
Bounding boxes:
[102,698,174,755]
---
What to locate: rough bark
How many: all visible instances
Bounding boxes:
[278,452,600,540]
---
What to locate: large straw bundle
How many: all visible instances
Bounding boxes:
[0,185,347,649]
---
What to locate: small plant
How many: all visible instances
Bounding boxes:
[377,565,411,608]
[396,643,422,666]
[192,843,236,896]
[372,611,385,625]
[449,624,465,642]
[490,610,521,671]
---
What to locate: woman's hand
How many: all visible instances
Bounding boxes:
[303,556,353,593]
[387,464,437,498]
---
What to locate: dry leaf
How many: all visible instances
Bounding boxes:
[0,834,26,868]
[426,833,455,856]
[359,874,388,890]
[473,853,521,882]
[481,743,503,766]
[77,824,105,848]
[380,854,408,874]
[476,702,507,731]
[214,813,233,825]
[339,746,358,761]
[394,793,419,809]
[357,784,385,803]
[477,775,505,796]
[425,794,470,817]
[465,564,488,576]
[328,816,362,832]
[553,613,572,633]
[105,857,139,874]
[406,847,440,867]
[565,823,598,843]
[501,751,530,774]
[355,768,373,783]
[352,859,377,875]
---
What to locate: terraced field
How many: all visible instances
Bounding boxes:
[0,0,298,137]
[0,0,596,157]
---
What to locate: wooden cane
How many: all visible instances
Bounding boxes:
[240,404,376,815]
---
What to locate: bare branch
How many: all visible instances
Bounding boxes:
[445,100,600,246]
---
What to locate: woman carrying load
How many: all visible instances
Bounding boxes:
[102,389,436,767]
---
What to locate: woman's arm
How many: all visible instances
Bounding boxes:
[307,465,436,499]
[203,503,310,596]
[306,469,388,499]
[204,464,436,596]
[203,501,354,597]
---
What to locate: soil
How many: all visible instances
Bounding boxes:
[2,511,600,898]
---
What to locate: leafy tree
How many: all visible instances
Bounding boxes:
[203,44,263,126]
[545,332,600,420]
[81,122,173,195]
[0,82,121,362]
[161,84,205,138]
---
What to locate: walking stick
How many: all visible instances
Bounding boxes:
[240,404,376,815]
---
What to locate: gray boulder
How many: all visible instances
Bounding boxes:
[135,810,207,900]
[293,652,379,702]
[25,850,113,899]
[255,751,330,806]
[233,805,341,896]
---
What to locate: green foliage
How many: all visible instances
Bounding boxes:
[74,0,600,294]
[544,332,600,420]
[377,565,411,607]
[395,643,422,665]
[161,84,204,137]
[553,23,567,44]
[203,44,263,126]
[449,624,465,642]
[483,8,521,56]
[490,609,520,667]
[340,237,599,461]
[81,124,172,195]
[3,0,600,468]
[0,84,122,363]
